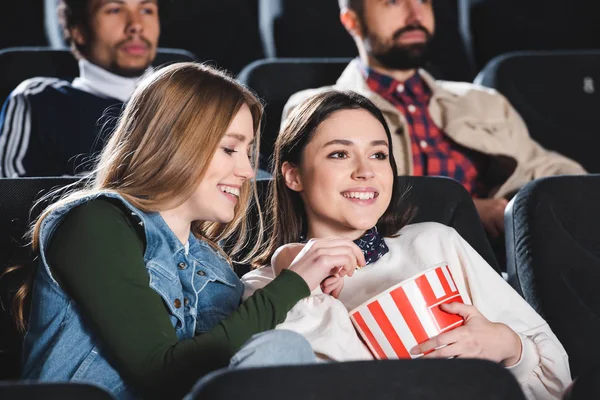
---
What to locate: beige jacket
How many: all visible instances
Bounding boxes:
[283,59,585,198]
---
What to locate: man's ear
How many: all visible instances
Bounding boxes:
[70,26,87,47]
[281,161,303,192]
[340,8,363,38]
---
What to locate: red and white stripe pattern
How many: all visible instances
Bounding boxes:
[350,264,465,360]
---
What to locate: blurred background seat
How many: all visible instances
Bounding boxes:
[461,0,600,71]
[0,1,47,51]
[475,50,600,173]
[158,0,264,75]
[259,0,475,81]
[504,174,600,377]
[238,58,350,170]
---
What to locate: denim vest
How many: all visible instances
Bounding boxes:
[21,192,244,399]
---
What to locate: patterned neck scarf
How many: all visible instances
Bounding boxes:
[354,227,389,265]
[300,227,389,266]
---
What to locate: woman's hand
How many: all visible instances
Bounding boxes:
[321,273,344,298]
[287,238,365,293]
[411,302,522,366]
[272,243,306,276]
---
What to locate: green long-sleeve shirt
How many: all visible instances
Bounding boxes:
[46,199,309,399]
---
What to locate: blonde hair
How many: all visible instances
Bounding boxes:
[10,62,264,332]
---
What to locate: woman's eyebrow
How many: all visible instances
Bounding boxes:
[226,133,248,142]
[323,139,389,147]
[371,140,389,147]
[323,139,353,147]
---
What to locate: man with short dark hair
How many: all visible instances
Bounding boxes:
[0,0,160,177]
[284,0,585,237]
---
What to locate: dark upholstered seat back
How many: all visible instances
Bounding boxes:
[504,174,600,376]
[0,177,78,379]
[476,50,600,173]
[237,58,350,169]
[191,359,525,399]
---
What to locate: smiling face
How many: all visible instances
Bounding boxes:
[72,0,160,77]
[283,108,394,239]
[180,104,256,224]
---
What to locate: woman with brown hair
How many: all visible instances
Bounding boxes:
[244,90,572,399]
[15,63,362,399]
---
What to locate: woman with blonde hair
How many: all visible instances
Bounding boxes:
[15,63,362,399]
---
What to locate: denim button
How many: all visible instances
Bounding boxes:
[174,299,182,308]
[178,262,187,270]
[197,270,206,276]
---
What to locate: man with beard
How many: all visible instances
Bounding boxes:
[283,0,585,238]
[0,0,160,177]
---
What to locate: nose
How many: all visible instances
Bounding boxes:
[126,10,144,35]
[352,157,375,180]
[405,0,425,25]
[235,153,255,181]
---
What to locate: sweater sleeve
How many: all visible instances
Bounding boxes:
[0,88,32,177]
[447,228,572,400]
[46,199,310,399]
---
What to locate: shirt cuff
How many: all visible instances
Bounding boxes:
[505,333,540,382]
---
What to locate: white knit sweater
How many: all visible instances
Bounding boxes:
[241,222,571,399]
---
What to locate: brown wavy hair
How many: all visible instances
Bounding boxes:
[7,62,264,332]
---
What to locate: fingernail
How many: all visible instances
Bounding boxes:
[410,346,420,355]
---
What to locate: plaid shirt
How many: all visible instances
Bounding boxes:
[362,65,487,197]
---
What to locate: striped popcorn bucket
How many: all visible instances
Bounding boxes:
[349,263,470,360]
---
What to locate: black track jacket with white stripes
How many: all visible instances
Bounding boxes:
[0,77,122,177]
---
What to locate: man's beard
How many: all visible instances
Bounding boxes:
[365,25,432,70]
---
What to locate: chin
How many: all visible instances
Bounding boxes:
[115,61,152,77]
[348,218,379,232]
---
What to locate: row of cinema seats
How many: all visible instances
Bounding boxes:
[259,0,600,79]
[239,51,600,173]
[1,174,600,398]
[0,359,528,399]
[10,1,600,79]
[0,47,198,109]
[1,47,597,174]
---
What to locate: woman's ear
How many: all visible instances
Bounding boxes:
[281,161,303,192]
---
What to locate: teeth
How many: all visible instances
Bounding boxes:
[220,186,240,197]
[343,192,375,200]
